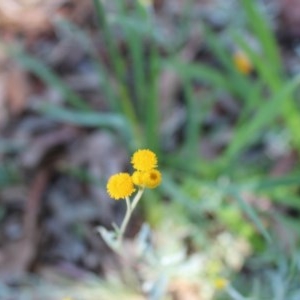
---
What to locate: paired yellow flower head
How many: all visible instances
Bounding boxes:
[107,149,162,200]
[131,149,161,189]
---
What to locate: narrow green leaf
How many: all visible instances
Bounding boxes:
[250,176,300,191]
[168,60,230,91]
[54,18,119,110]
[35,104,135,144]
[229,188,272,243]
[181,76,199,156]
[145,44,160,152]
[11,49,89,110]
[225,75,300,159]
[93,0,126,77]
[240,0,281,72]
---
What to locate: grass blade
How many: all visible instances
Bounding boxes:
[35,103,135,145]
[228,187,272,243]
[225,75,300,159]
[240,0,281,73]
[10,48,89,110]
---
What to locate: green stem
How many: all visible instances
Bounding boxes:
[118,197,132,243]
[117,189,145,244]
[226,286,248,300]
[131,188,145,211]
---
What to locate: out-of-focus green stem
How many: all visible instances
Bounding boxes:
[131,188,145,211]
[118,189,144,244]
[118,197,132,243]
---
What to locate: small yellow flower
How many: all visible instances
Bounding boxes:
[107,173,135,200]
[214,278,228,290]
[131,149,157,171]
[233,50,252,75]
[132,169,162,189]
[142,169,162,188]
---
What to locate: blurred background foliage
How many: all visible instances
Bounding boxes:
[1,0,300,299]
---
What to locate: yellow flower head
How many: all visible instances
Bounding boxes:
[132,169,162,189]
[107,173,135,200]
[131,149,157,171]
[213,278,228,290]
[233,50,252,75]
[142,169,162,188]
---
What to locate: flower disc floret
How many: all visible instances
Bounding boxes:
[131,149,157,171]
[107,173,135,200]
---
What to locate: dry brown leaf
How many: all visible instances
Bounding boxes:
[0,74,8,129]
[0,238,34,281]
[0,169,49,282]
[21,126,80,168]
[66,0,94,25]
[169,278,202,300]
[0,3,50,35]
[6,64,30,115]
[68,132,128,224]
[270,150,298,177]
[279,0,300,38]
[158,27,202,119]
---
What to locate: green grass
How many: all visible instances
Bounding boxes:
[5,0,300,298]
[7,0,300,239]
[21,0,300,236]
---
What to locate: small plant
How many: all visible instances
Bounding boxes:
[98,149,162,253]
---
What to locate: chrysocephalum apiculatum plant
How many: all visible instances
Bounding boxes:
[98,149,162,253]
